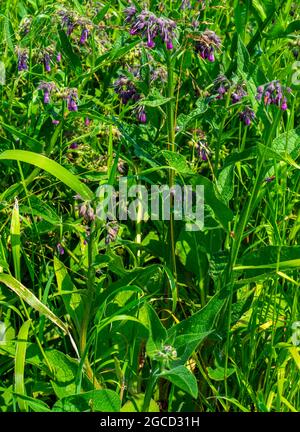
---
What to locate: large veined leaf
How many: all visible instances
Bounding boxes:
[52,389,121,412]
[144,303,167,358]
[159,366,198,399]
[44,350,81,399]
[167,292,226,365]
[0,150,94,201]
[54,257,84,334]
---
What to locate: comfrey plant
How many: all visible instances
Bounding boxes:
[256,81,291,111]
[239,107,255,126]
[194,29,221,62]
[16,47,28,71]
[58,8,93,44]
[125,8,177,50]
[113,74,146,122]
[38,81,57,104]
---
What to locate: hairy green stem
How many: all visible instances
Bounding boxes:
[79,221,101,389]
[166,50,177,286]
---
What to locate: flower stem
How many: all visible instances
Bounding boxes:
[166,50,177,287]
[79,220,101,389]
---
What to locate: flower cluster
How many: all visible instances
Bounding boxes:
[239,107,255,126]
[213,75,247,104]
[113,75,139,104]
[113,75,146,123]
[58,9,92,45]
[75,195,95,222]
[154,345,178,362]
[192,130,211,161]
[19,17,32,36]
[195,29,221,62]
[38,81,57,104]
[16,47,28,71]
[66,89,79,112]
[256,81,290,111]
[38,83,79,112]
[125,9,176,50]
[105,222,119,245]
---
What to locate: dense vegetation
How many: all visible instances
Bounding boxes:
[0,0,300,412]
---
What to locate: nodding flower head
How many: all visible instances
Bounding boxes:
[77,200,95,222]
[58,9,77,36]
[38,81,57,104]
[80,28,89,44]
[65,89,78,111]
[16,47,28,71]
[19,17,32,36]
[213,74,230,100]
[231,84,247,104]
[124,6,137,23]
[195,140,210,161]
[56,52,62,62]
[43,52,52,72]
[105,222,119,245]
[239,107,255,126]
[195,29,221,62]
[126,10,176,50]
[135,105,147,123]
[56,243,65,255]
[256,80,290,111]
[113,75,139,104]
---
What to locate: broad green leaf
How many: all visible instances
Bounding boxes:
[54,257,84,334]
[144,303,167,358]
[271,127,300,159]
[186,173,233,229]
[12,393,51,412]
[121,394,159,412]
[216,164,234,203]
[160,150,193,174]
[207,366,236,381]
[52,389,121,412]
[45,350,79,399]
[167,292,226,364]
[234,0,249,39]
[0,150,94,201]
[93,2,111,24]
[142,95,173,107]
[159,366,198,399]
[177,99,208,132]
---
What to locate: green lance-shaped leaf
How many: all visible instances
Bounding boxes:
[10,198,21,281]
[0,150,94,201]
[15,320,31,412]
[0,274,78,356]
